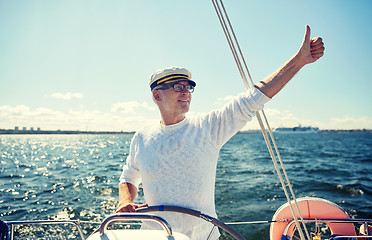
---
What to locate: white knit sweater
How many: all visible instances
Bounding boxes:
[119,87,270,240]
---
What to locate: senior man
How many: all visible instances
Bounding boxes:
[117,26,324,240]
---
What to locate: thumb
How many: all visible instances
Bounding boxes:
[302,25,311,45]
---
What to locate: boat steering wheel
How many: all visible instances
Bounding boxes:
[136,205,246,240]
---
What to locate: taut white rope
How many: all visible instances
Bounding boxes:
[211,1,311,240]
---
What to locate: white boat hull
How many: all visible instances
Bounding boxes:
[87,229,190,240]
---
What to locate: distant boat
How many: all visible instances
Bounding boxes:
[274,125,319,133]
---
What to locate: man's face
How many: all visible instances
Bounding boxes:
[154,81,192,117]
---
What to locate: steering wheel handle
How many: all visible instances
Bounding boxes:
[137,205,246,240]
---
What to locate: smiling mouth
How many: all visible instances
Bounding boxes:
[178,100,189,103]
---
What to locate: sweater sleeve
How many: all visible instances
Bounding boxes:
[207,87,270,148]
[119,133,142,187]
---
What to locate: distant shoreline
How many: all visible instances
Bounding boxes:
[0,129,370,135]
[238,129,372,134]
[0,129,135,135]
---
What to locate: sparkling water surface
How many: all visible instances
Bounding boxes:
[1,133,371,239]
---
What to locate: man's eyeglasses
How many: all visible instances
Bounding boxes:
[156,83,195,93]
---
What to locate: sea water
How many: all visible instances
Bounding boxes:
[1,133,371,239]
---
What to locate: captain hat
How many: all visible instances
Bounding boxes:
[149,66,196,91]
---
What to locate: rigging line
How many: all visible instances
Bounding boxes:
[226,220,278,225]
[220,4,312,240]
[261,110,311,240]
[213,2,309,239]
[211,1,311,240]
[218,0,254,87]
[211,0,249,90]
[255,113,308,240]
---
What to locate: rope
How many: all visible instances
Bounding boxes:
[226,220,278,225]
[211,1,311,240]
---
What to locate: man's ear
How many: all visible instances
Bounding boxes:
[153,90,160,101]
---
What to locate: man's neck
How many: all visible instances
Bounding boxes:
[161,115,186,126]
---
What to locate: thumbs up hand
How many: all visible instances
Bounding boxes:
[298,25,325,65]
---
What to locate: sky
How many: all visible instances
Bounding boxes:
[1,0,371,132]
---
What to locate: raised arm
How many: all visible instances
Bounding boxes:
[255,25,325,98]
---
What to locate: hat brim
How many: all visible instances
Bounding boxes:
[161,79,196,87]
[151,77,196,91]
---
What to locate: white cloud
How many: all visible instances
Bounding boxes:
[240,108,371,131]
[0,104,158,132]
[329,116,372,130]
[51,92,83,100]
[258,109,372,130]
[262,108,304,127]
[214,95,235,107]
[0,105,371,132]
[111,101,156,114]
[0,105,30,116]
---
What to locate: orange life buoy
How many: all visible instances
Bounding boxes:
[270,197,356,240]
